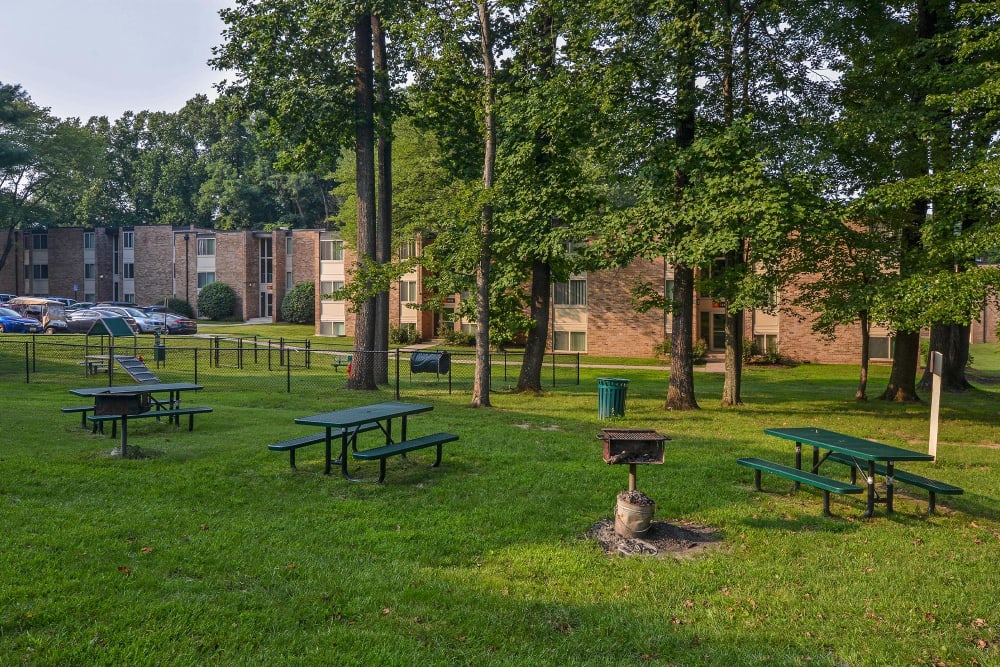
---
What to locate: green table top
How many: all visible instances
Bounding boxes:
[764,427,933,462]
[70,382,203,396]
[295,401,433,429]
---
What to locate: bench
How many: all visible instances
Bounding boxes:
[267,421,380,469]
[62,404,98,430]
[825,452,963,513]
[737,457,863,516]
[88,407,213,438]
[331,354,352,372]
[353,432,459,483]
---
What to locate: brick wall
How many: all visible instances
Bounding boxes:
[134,226,175,306]
[45,228,84,298]
[214,232,252,319]
[585,259,668,358]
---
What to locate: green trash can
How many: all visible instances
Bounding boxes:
[597,377,630,419]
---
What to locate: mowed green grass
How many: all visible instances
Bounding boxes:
[1,348,998,666]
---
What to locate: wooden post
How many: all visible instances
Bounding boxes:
[928,351,942,461]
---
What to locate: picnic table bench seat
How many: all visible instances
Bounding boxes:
[268,421,380,469]
[62,404,98,429]
[825,452,963,513]
[737,457,863,517]
[353,432,459,483]
[88,406,213,437]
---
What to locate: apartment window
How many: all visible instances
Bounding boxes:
[286,271,293,290]
[123,262,135,279]
[285,236,293,255]
[32,234,47,250]
[320,239,344,261]
[197,272,216,288]
[196,237,216,256]
[123,292,135,304]
[122,231,134,249]
[84,232,95,250]
[32,264,48,279]
[399,280,418,302]
[554,278,587,306]
[320,321,346,336]
[320,280,345,299]
[85,263,96,279]
[754,334,778,354]
[84,292,95,302]
[553,330,587,352]
[398,239,417,260]
[870,336,895,360]
[460,322,477,336]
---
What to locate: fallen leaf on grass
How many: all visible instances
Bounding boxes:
[140,546,153,554]
[117,566,132,575]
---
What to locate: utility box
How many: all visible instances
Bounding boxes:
[94,392,150,416]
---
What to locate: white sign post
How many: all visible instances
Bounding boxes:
[928,351,943,461]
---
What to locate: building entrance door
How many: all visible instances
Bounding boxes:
[699,310,727,352]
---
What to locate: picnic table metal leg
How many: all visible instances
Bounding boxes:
[885,460,894,513]
[120,416,128,458]
[864,461,876,518]
[324,427,333,475]
[793,442,802,492]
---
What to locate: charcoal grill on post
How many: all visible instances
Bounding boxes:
[599,428,669,492]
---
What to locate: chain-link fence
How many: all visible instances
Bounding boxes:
[0,335,581,398]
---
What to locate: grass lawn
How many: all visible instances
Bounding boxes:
[1,345,998,665]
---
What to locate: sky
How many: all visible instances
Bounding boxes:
[0,0,235,122]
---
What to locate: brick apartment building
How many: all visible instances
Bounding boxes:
[2,225,996,363]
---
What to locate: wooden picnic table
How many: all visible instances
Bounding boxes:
[764,427,934,517]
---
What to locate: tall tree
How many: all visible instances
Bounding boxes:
[829,0,1000,401]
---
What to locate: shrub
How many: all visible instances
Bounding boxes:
[652,338,671,360]
[281,282,315,324]
[389,324,421,345]
[439,325,475,346]
[197,282,236,321]
[692,339,709,365]
[166,297,194,319]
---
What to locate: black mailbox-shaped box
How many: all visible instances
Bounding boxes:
[94,392,150,416]
[410,351,450,375]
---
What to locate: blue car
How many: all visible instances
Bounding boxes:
[0,306,43,333]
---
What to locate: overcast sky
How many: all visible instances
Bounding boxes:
[0,0,234,121]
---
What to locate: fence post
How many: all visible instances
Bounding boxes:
[394,349,400,400]
[551,351,556,387]
[237,338,243,369]
[253,335,259,364]
[286,349,292,392]
[280,337,285,367]
[194,348,199,384]
[305,340,311,369]
[24,341,30,383]
[576,352,580,385]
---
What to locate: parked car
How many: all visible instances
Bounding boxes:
[65,301,95,312]
[0,293,17,304]
[48,297,77,307]
[0,306,43,333]
[4,297,69,333]
[94,306,162,334]
[65,309,136,334]
[159,312,198,335]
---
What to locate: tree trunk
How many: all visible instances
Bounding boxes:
[471,0,495,408]
[918,323,972,392]
[517,259,551,393]
[665,0,699,412]
[856,309,870,400]
[347,11,377,391]
[372,13,391,386]
[880,329,921,402]
[667,264,699,410]
[721,308,743,406]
